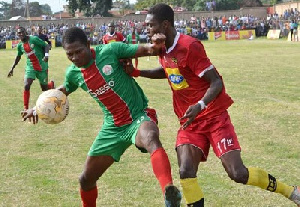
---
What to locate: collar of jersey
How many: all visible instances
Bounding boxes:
[81,48,96,69]
[108,32,116,36]
[166,32,180,54]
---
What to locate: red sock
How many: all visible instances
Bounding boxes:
[47,81,54,89]
[23,90,30,109]
[151,147,173,193]
[80,187,98,207]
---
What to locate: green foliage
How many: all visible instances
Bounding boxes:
[67,0,78,17]
[40,4,52,15]
[66,0,113,17]
[11,0,25,17]
[29,2,42,17]
[0,1,12,20]
[134,0,263,11]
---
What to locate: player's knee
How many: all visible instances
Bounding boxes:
[227,167,248,184]
[144,130,160,146]
[179,167,197,179]
[79,173,97,191]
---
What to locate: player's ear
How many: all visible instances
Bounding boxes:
[87,39,91,48]
[162,20,169,29]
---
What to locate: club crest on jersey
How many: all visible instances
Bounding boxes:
[102,65,113,75]
[165,68,189,90]
[30,44,34,48]
[171,57,177,64]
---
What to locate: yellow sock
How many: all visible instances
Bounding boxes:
[180,178,204,204]
[246,167,294,198]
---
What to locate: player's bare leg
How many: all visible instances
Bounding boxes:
[221,150,297,206]
[177,144,204,207]
[79,155,114,207]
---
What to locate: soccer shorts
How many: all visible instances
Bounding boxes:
[176,110,241,162]
[25,69,48,85]
[88,108,158,162]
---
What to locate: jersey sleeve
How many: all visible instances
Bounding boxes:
[17,43,23,56]
[186,41,213,77]
[109,42,138,59]
[63,66,79,94]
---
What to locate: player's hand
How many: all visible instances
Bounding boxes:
[7,68,14,77]
[43,56,49,62]
[150,33,166,54]
[180,103,202,129]
[120,58,134,75]
[21,108,39,124]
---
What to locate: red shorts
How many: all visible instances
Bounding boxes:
[176,111,241,161]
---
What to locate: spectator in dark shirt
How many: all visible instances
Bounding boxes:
[36,26,51,51]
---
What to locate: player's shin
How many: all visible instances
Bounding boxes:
[150,147,173,193]
[80,186,98,207]
[180,178,204,207]
[246,167,294,198]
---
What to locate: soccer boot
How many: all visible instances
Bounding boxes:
[289,186,300,206]
[164,184,182,207]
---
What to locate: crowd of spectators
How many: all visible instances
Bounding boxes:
[0,10,299,49]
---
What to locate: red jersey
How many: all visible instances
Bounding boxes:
[159,33,233,124]
[102,32,125,44]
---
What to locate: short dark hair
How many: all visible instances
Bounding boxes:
[62,27,87,46]
[148,3,174,27]
[18,27,26,32]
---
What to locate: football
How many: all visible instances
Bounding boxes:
[35,89,69,124]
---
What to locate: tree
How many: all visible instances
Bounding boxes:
[0,1,12,20]
[67,0,78,17]
[11,0,25,17]
[40,4,52,15]
[66,0,113,17]
[29,2,42,17]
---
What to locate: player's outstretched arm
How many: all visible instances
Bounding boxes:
[121,59,166,79]
[135,33,166,57]
[7,56,21,77]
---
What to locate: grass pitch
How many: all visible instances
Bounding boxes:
[0,39,299,207]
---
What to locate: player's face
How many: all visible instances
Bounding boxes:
[17,29,27,42]
[145,14,163,40]
[109,26,115,34]
[63,41,91,68]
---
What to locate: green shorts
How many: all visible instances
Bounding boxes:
[88,108,157,162]
[25,69,48,85]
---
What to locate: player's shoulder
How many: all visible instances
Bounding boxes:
[29,35,39,40]
[179,34,200,45]
[65,64,79,75]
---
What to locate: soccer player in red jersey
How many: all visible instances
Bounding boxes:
[102,22,125,44]
[7,27,54,110]
[128,3,300,207]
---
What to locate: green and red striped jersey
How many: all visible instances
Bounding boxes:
[64,42,149,127]
[17,35,48,71]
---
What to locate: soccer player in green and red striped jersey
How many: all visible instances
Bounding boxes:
[7,27,54,110]
[21,27,182,207]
